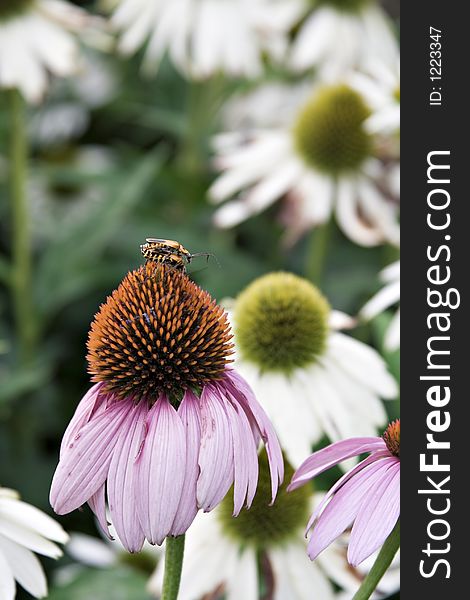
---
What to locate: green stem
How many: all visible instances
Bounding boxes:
[352,520,400,600]
[8,89,35,364]
[161,535,185,600]
[305,219,333,285]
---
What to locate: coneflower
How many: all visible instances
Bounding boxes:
[50,259,283,560]
[289,420,400,567]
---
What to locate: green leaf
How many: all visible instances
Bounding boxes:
[48,567,152,600]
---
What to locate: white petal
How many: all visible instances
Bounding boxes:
[335,178,383,246]
[327,332,398,398]
[0,518,63,559]
[273,542,336,600]
[0,545,15,600]
[226,548,258,600]
[66,533,116,568]
[360,280,400,320]
[384,308,400,351]
[0,498,68,544]
[0,535,47,598]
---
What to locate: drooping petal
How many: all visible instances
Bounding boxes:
[197,385,234,511]
[0,535,47,599]
[222,369,284,502]
[224,393,259,515]
[87,484,111,540]
[348,461,400,566]
[304,454,393,534]
[50,398,134,514]
[171,390,201,536]
[107,402,148,552]
[59,383,107,458]
[136,397,186,545]
[307,459,392,560]
[289,437,386,491]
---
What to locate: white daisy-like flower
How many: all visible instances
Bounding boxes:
[148,453,351,600]
[111,0,300,78]
[0,486,69,600]
[210,81,400,247]
[351,56,400,136]
[0,0,92,103]
[360,260,400,351]
[228,272,398,468]
[290,0,398,78]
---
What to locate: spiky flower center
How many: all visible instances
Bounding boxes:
[293,84,372,175]
[0,0,32,19]
[383,419,400,457]
[218,451,311,547]
[234,272,330,374]
[315,0,371,12]
[87,263,233,401]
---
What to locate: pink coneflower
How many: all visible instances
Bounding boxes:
[50,262,283,552]
[288,420,400,567]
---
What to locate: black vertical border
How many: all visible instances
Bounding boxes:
[402,2,467,597]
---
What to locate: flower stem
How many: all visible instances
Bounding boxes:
[8,89,35,364]
[352,520,400,600]
[161,535,185,600]
[305,219,333,285]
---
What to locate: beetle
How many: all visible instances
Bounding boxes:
[140,238,215,272]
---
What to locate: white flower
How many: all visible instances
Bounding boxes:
[236,319,397,468]
[360,260,400,351]
[290,0,398,78]
[112,0,300,78]
[0,0,92,103]
[351,56,400,136]
[229,272,398,469]
[150,509,340,600]
[0,486,69,600]
[210,82,400,247]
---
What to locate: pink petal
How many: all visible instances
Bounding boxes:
[88,484,111,540]
[225,394,259,515]
[107,402,148,552]
[136,397,186,545]
[307,459,392,561]
[348,460,400,566]
[222,369,284,503]
[50,399,134,514]
[289,437,387,491]
[60,383,107,458]
[170,391,201,536]
[304,452,392,534]
[197,385,234,511]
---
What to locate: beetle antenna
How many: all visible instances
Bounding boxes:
[189,252,221,268]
